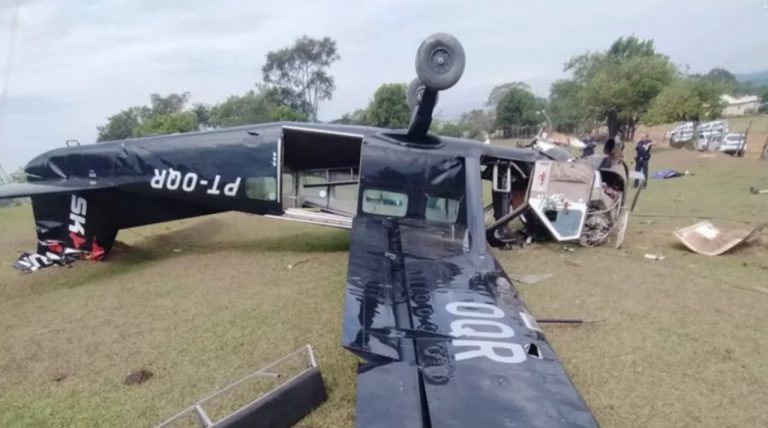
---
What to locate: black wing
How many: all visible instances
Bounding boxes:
[341,216,598,428]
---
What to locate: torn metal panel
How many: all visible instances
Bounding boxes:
[673,221,766,256]
[528,160,594,241]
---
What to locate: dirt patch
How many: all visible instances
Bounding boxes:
[124,369,153,385]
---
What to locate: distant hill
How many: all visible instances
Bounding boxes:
[736,70,768,86]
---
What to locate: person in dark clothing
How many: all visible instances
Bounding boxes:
[634,134,654,188]
[582,135,597,157]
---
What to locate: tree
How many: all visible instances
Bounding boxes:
[487,82,531,108]
[97,106,149,141]
[191,104,212,128]
[458,109,494,139]
[262,35,340,121]
[607,36,656,61]
[548,79,587,132]
[563,36,676,140]
[149,92,191,116]
[133,112,198,137]
[366,83,410,128]
[332,109,369,125]
[704,68,736,84]
[432,121,464,137]
[495,86,541,129]
[271,105,308,122]
[97,92,198,141]
[208,90,279,127]
[643,79,723,125]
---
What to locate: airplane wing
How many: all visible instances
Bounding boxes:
[0,178,117,199]
[342,216,598,428]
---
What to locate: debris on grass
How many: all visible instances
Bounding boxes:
[287,257,318,270]
[124,369,153,385]
[652,169,693,179]
[51,371,68,383]
[644,253,666,261]
[510,273,553,285]
[673,221,767,256]
[749,186,768,195]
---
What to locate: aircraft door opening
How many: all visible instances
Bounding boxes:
[272,126,363,228]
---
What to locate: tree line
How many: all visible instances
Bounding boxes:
[98,35,768,143]
[97,36,338,141]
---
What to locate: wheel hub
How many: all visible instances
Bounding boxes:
[430,47,451,74]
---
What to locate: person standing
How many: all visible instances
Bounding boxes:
[582,134,597,157]
[634,134,654,188]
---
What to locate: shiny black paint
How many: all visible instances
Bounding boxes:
[4,122,598,427]
[342,135,598,427]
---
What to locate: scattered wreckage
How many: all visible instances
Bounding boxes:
[674,221,766,256]
[1,34,612,427]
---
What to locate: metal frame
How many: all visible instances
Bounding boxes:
[155,345,318,428]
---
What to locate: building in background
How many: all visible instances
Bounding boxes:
[720,94,760,116]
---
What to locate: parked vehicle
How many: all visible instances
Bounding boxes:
[719,133,747,156]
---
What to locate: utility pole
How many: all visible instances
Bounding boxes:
[739,120,751,158]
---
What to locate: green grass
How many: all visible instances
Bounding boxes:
[1,146,768,427]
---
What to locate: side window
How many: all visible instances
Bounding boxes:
[425,195,461,223]
[362,189,408,217]
[245,177,277,201]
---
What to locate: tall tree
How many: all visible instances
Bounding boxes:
[563,36,676,140]
[643,78,723,125]
[97,93,198,141]
[458,109,494,139]
[366,83,410,128]
[97,106,149,141]
[548,79,587,132]
[208,90,280,128]
[487,82,531,108]
[149,92,191,115]
[704,68,736,84]
[262,36,340,122]
[495,86,541,129]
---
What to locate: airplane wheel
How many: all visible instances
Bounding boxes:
[415,33,465,90]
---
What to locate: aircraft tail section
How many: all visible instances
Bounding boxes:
[15,190,118,272]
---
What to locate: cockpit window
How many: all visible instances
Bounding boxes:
[425,195,461,223]
[362,189,408,217]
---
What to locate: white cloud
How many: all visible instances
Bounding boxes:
[0,0,766,171]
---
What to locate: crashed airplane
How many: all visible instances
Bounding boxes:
[0,33,617,426]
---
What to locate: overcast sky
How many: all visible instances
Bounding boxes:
[0,0,766,172]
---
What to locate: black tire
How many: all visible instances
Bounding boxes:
[415,33,465,90]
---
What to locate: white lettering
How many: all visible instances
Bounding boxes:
[68,213,86,235]
[452,340,527,364]
[166,169,182,190]
[207,175,222,195]
[445,302,504,319]
[150,169,166,189]
[182,172,198,192]
[450,319,515,339]
[70,195,87,216]
[223,177,241,197]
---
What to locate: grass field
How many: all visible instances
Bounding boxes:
[1,144,768,427]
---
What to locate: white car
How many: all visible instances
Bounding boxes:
[719,133,746,156]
